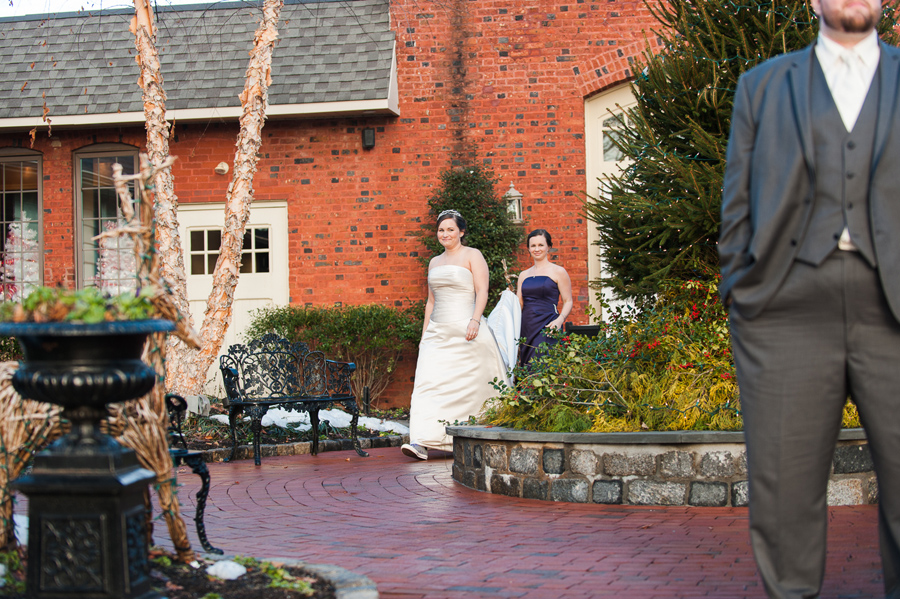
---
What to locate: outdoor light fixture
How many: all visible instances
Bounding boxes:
[362,128,376,150]
[504,182,523,223]
[215,162,229,175]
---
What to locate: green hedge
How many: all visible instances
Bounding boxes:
[244,302,423,407]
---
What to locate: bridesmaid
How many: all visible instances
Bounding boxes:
[517,229,573,367]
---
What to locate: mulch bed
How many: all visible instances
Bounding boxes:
[149,553,337,599]
[0,548,337,599]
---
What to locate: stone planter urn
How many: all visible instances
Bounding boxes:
[0,319,173,599]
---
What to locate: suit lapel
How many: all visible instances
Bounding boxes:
[873,42,900,172]
[789,45,816,170]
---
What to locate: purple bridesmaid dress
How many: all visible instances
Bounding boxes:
[518,275,560,367]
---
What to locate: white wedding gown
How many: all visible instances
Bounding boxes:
[407,265,511,450]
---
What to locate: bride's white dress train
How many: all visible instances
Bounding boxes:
[407,265,511,451]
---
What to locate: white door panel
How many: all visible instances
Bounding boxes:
[178,201,288,394]
[585,85,637,319]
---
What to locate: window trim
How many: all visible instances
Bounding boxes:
[0,148,44,299]
[72,143,139,290]
[187,225,273,276]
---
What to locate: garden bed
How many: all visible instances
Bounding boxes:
[449,426,876,507]
[0,547,379,599]
[180,405,409,461]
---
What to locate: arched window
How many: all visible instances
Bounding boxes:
[73,144,138,292]
[0,148,42,301]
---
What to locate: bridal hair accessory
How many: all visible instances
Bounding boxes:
[438,209,462,220]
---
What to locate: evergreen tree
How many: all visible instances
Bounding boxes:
[418,163,523,308]
[585,0,900,300]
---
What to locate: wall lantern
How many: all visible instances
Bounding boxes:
[362,128,376,150]
[503,182,523,223]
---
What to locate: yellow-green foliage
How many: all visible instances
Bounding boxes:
[485,278,861,432]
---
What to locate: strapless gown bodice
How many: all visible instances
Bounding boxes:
[429,265,477,322]
[522,275,560,315]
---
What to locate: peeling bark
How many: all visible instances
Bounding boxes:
[166,0,284,397]
[125,0,283,561]
[130,0,197,393]
[129,0,195,563]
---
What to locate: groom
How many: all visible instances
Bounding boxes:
[719,0,900,597]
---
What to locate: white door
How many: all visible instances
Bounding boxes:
[177,201,289,392]
[584,84,637,319]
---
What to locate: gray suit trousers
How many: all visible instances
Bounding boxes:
[730,251,900,599]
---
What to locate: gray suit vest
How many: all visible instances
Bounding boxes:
[796,57,878,267]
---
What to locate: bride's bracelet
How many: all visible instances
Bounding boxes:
[470,318,480,325]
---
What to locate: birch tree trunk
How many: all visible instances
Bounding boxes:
[131,0,195,345]
[166,0,284,397]
[129,0,195,562]
[128,0,283,561]
[130,0,197,390]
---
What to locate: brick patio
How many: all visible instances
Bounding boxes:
[160,447,884,598]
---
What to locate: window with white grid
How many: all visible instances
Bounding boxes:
[75,146,138,294]
[189,226,270,275]
[0,153,42,301]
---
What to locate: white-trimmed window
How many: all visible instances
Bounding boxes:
[74,145,138,293]
[0,149,42,301]
[240,227,270,274]
[189,226,271,275]
[189,229,222,275]
[602,113,631,163]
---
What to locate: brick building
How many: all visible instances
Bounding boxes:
[0,0,655,404]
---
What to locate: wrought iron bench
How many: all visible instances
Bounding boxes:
[165,393,223,555]
[219,333,369,465]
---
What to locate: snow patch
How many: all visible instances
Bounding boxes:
[206,560,247,580]
[209,409,408,435]
[14,514,27,547]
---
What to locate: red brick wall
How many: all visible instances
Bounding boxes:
[0,0,656,407]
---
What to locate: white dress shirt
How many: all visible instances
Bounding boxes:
[815,30,880,131]
[814,30,880,251]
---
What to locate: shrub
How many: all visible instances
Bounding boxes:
[485,277,861,432]
[0,286,158,323]
[244,302,422,407]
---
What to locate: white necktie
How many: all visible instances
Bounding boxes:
[831,49,867,131]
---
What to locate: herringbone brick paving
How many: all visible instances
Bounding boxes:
[160,448,884,598]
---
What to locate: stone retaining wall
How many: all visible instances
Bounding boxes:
[448,426,876,507]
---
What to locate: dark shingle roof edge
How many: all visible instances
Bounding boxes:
[0,0,398,129]
[0,0,363,24]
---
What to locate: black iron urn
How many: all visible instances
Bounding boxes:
[0,320,173,599]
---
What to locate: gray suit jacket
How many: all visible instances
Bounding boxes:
[719,41,900,321]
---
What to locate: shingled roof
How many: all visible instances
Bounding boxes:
[0,0,397,130]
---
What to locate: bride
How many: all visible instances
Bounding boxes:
[401,210,509,460]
